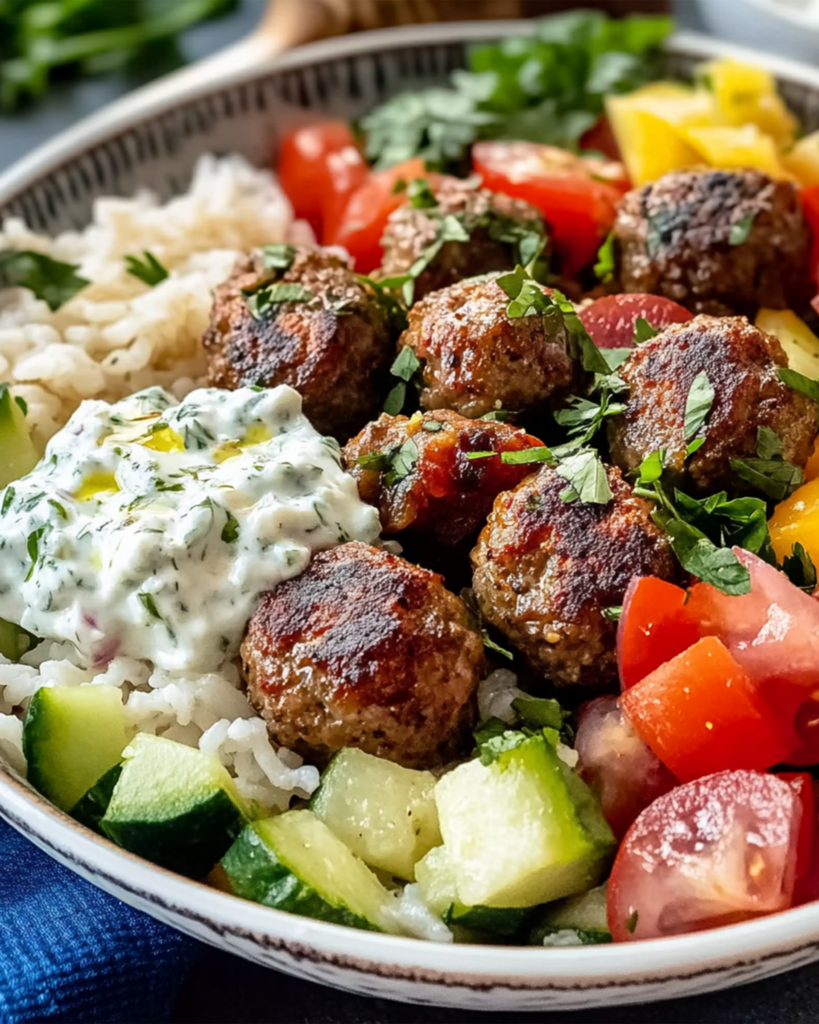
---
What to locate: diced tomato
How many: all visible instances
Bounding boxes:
[620,636,793,784]
[617,576,700,690]
[778,772,815,904]
[580,115,623,164]
[574,695,676,841]
[471,141,628,276]
[324,158,428,273]
[797,779,819,904]
[578,294,693,350]
[800,185,819,285]
[787,699,819,766]
[277,122,367,237]
[608,770,801,941]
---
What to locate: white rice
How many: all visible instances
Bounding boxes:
[0,155,322,810]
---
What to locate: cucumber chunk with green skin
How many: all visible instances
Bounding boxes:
[101,733,249,878]
[527,882,612,945]
[414,845,457,917]
[23,684,134,811]
[221,810,399,933]
[443,902,530,937]
[71,764,123,834]
[310,748,441,881]
[0,384,39,488]
[434,734,616,908]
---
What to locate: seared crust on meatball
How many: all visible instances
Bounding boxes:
[379,179,548,302]
[342,409,545,545]
[471,465,679,689]
[203,246,393,438]
[614,170,811,316]
[241,542,486,768]
[398,277,580,419]
[607,315,818,494]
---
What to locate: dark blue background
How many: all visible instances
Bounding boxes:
[2,2,816,1021]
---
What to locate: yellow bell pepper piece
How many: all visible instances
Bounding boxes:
[682,125,789,179]
[755,309,819,381]
[700,59,797,148]
[783,131,819,186]
[769,476,819,567]
[606,98,703,186]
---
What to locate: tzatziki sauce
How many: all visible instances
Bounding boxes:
[0,385,380,673]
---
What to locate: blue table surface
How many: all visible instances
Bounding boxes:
[2,2,818,1022]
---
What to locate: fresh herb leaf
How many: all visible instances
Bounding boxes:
[14,394,27,416]
[730,457,803,502]
[556,449,612,504]
[482,630,514,661]
[665,520,751,595]
[602,605,622,622]
[683,371,715,443]
[779,367,819,406]
[47,499,68,520]
[391,347,421,382]
[385,438,418,486]
[383,382,407,416]
[501,447,555,466]
[356,451,393,472]
[243,283,315,320]
[221,509,240,544]
[633,317,658,344]
[475,722,528,766]
[260,243,297,270]
[138,592,162,621]
[625,910,639,935]
[729,211,756,246]
[0,250,88,311]
[481,409,511,422]
[686,437,705,457]
[594,230,615,282]
[512,695,568,731]
[781,542,818,593]
[125,251,168,287]
[601,348,632,371]
[24,525,48,582]
[637,449,665,486]
[407,178,437,209]
[422,419,444,432]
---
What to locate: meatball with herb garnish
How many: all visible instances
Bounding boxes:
[613,169,811,316]
[241,542,486,770]
[471,464,679,690]
[397,276,581,420]
[379,177,549,303]
[607,315,818,496]
[342,409,547,546]
[203,244,394,439]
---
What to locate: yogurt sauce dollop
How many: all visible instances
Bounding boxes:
[0,385,380,673]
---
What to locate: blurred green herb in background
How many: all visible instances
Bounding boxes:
[0,0,238,112]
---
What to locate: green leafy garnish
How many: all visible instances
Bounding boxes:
[781,542,818,593]
[359,11,672,171]
[243,283,315,320]
[625,910,639,934]
[221,509,240,545]
[594,231,615,283]
[512,695,568,732]
[556,448,612,505]
[683,371,715,443]
[466,446,555,466]
[124,251,168,287]
[729,427,803,502]
[482,630,514,661]
[407,178,437,209]
[0,250,88,310]
[779,367,819,406]
[729,211,756,246]
[602,605,622,622]
[24,525,48,582]
[260,243,297,270]
[632,317,658,344]
[138,592,162,620]
[356,439,418,486]
[383,347,422,416]
[474,719,529,766]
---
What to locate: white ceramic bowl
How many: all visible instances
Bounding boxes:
[4,21,819,1012]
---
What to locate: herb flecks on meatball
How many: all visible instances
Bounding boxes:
[398,277,580,420]
[471,465,679,689]
[203,245,394,439]
[241,542,486,769]
[607,315,818,495]
[343,409,546,545]
[613,169,811,316]
[379,178,549,303]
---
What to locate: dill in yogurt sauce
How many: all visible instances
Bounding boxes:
[0,385,380,673]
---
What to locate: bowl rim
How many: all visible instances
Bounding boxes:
[3,17,819,987]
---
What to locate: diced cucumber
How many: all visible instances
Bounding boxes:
[71,764,122,834]
[434,735,615,908]
[101,733,249,877]
[23,684,134,811]
[0,619,33,662]
[415,845,529,938]
[527,882,612,946]
[0,384,39,488]
[310,748,441,880]
[221,810,398,933]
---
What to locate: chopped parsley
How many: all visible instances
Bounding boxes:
[0,250,88,311]
[243,283,315,320]
[356,438,418,486]
[260,243,297,270]
[683,371,715,444]
[729,211,756,246]
[482,630,514,661]
[594,230,615,283]
[221,509,240,545]
[383,347,422,416]
[556,448,612,505]
[407,178,437,209]
[730,427,803,502]
[779,367,819,406]
[466,446,555,466]
[632,317,658,344]
[124,251,168,287]
[137,592,162,621]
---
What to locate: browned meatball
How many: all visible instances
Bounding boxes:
[379,178,549,302]
[398,277,580,419]
[203,246,393,438]
[607,315,818,495]
[613,170,811,316]
[342,409,546,546]
[241,542,486,768]
[471,465,679,689]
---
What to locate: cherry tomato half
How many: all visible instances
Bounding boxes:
[579,293,693,350]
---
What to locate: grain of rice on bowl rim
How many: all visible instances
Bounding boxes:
[0,156,327,815]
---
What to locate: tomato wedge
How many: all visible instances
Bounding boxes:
[800,185,819,286]
[574,695,676,841]
[617,576,700,690]
[607,770,801,942]
[620,636,793,783]
[778,772,815,905]
[323,158,428,273]
[472,141,627,276]
[277,122,367,237]
[578,294,693,350]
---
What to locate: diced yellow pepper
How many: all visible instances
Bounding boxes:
[682,125,789,178]
[755,309,819,380]
[783,131,819,186]
[700,59,797,148]
[769,476,819,567]
[606,98,703,186]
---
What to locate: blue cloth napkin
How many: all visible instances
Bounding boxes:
[0,819,197,1023]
